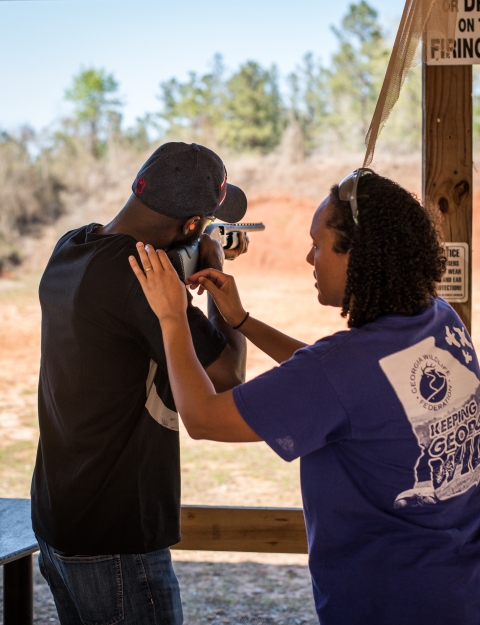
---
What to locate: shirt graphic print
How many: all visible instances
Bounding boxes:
[380,327,480,508]
[145,360,179,431]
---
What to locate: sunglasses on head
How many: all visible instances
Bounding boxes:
[338,168,374,225]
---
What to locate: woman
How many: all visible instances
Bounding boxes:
[129,169,480,625]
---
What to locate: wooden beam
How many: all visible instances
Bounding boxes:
[423,64,473,332]
[172,505,308,554]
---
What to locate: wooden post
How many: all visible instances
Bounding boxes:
[423,64,473,333]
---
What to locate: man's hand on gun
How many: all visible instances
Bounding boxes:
[223,231,249,261]
[198,230,249,270]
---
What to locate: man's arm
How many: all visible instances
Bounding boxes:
[205,297,246,392]
[198,234,247,392]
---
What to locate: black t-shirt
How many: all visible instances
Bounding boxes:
[31,224,227,554]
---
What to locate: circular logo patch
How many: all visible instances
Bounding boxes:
[419,366,448,403]
[410,354,452,409]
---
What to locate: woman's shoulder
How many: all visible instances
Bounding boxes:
[301,298,464,364]
[303,305,436,366]
[301,328,359,364]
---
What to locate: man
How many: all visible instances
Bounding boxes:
[32,142,248,624]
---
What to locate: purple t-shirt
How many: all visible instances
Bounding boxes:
[233,298,480,625]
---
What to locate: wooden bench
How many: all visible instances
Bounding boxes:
[0,498,38,625]
[0,499,307,623]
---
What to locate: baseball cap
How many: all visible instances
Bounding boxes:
[131,142,247,223]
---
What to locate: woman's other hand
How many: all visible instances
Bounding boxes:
[129,242,187,323]
[186,269,246,327]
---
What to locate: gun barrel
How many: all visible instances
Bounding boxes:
[221,222,265,232]
[205,222,265,235]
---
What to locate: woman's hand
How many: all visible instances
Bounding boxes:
[129,242,188,323]
[186,269,246,327]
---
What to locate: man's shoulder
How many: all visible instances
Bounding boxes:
[51,225,87,252]
[42,224,141,302]
[53,224,138,254]
[48,224,139,274]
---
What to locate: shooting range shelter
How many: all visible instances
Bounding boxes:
[1,1,477,622]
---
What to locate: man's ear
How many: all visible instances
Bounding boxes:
[183,216,201,235]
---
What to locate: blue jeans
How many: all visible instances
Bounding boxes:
[36,536,183,625]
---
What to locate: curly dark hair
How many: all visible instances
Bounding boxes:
[328,171,446,328]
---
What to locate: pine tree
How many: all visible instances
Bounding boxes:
[65,68,122,158]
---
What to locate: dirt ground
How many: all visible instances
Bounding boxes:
[0,556,317,625]
[1,153,480,623]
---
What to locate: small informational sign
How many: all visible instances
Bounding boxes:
[427,1,480,65]
[437,242,469,302]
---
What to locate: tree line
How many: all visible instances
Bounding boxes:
[57,1,422,158]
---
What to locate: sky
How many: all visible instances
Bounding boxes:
[0,0,405,132]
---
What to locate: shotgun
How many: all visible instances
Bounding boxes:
[167,222,265,280]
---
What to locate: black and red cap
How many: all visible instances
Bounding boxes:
[132,142,247,223]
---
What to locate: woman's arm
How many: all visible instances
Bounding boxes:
[230,316,306,364]
[129,243,261,442]
[186,268,306,363]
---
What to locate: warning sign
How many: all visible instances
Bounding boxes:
[438,242,469,302]
[426,1,480,64]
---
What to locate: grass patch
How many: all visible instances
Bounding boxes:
[0,440,36,498]
[180,426,302,508]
